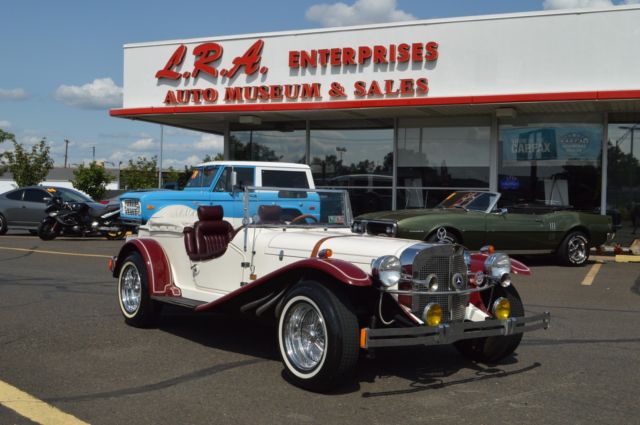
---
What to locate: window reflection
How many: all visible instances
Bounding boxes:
[607,123,640,231]
[230,130,306,163]
[397,120,490,208]
[311,127,393,216]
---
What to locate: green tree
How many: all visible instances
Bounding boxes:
[162,166,181,189]
[0,129,16,174]
[1,136,54,187]
[120,156,158,190]
[72,161,114,200]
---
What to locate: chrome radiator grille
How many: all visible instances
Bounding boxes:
[122,199,141,217]
[411,247,469,323]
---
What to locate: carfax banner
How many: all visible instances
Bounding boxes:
[500,125,602,166]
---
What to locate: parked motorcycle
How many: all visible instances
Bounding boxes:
[37,195,128,240]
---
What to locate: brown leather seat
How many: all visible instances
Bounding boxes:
[258,205,283,224]
[183,206,233,261]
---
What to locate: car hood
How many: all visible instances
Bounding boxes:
[357,208,466,221]
[262,228,421,269]
[120,190,205,202]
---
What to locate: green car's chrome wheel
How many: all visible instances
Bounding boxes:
[427,227,459,244]
[558,231,589,266]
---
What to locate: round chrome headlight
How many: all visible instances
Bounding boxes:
[371,255,401,287]
[484,253,511,279]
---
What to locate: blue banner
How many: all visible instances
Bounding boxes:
[500,125,602,165]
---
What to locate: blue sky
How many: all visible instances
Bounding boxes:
[0,0,636,169]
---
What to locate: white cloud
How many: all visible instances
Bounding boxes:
[194,133,224,151]
[0,88,27,100]
[306,0,415,27]
[543,0,640,9]
[184,155,203,166]
[0,120,11,128]
[130,138,156,151]
[54,78,122,110]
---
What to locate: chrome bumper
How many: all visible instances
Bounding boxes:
[119,217,142,226]
[362,311,550,349]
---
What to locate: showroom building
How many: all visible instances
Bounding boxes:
[111,5,640,217]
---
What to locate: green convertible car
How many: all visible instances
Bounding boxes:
[352,191,613,266]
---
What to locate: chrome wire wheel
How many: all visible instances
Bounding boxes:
[120,263,142,315]
[282,299,327,373]
[567,234,587,265]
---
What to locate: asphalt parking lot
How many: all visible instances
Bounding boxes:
[0,232,639,425]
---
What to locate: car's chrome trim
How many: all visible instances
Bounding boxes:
[382,281,497,296]
[362,311,551,349]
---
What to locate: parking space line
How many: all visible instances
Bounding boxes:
[581,263,602,286]
[0,379,90,425]
[0,246,111,258]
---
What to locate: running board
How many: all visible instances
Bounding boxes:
[150,295,206,309]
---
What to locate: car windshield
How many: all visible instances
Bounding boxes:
[436,191,497,212]
[185,165,219,188]
[244,187,352,228]
[49,187,93,203]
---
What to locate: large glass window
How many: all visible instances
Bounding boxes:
[607,121,640,232]
[311,122,393,216]
[230,130,306,163]
[498,118,602,210]
[397,117,490,208]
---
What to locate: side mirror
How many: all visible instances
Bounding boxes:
[499,208,508,216]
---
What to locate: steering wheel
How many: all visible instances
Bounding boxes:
[289,214,319,224]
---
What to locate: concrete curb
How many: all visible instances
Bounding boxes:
[614,255,640,263]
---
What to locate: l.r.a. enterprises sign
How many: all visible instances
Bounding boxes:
[157,38,439,106]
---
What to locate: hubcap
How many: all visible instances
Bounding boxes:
[283,301,326,372]
[436,227,456,244]
[568,236,587,264]
[120,264,142,314]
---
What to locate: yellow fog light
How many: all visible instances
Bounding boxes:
[492,297,511,320]
[423,303,443,327]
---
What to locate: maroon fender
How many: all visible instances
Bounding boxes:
[470,252,532,276]
[195,257,372,312]
[113,238,182,297]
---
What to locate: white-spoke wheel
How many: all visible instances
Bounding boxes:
[283,299,327,372]
[117,252,161,327]
[278,281,359,392]
[120,263,142,315]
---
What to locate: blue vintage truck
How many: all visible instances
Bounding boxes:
[119,161,320,227]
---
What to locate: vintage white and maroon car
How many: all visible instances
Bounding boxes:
[110,187,550,391]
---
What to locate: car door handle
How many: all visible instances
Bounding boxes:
[534,219,544,223]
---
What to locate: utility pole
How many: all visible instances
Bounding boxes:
[158,125,164,188]
[92,146,95,162]
[64,139,69,168]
